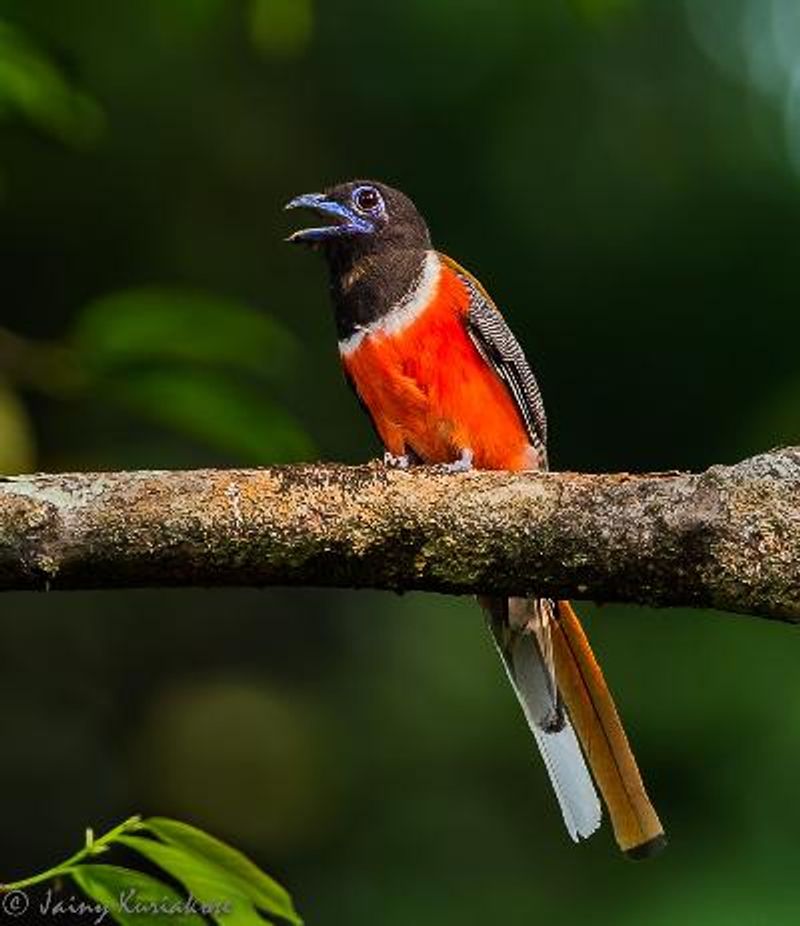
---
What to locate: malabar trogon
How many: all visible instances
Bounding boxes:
[286,180,665,858]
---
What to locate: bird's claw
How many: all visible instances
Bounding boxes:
[437,448,474,474]
[383,451,411,469]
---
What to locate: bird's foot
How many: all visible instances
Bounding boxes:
[438,448,474,474]
[383,451,411,469]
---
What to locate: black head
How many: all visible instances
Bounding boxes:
[285,180,433,339]
[285,180,431,255]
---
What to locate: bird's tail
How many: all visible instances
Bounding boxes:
[484,596,601,842]
[551,600,665,857]
[483,596,665,858]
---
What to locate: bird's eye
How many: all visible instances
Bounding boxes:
[353,186,382,214]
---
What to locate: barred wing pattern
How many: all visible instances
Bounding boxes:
[455,267,548,465]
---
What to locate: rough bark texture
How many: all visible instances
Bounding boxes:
[0,448,798,621]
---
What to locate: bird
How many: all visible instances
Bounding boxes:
[285,179,665,858]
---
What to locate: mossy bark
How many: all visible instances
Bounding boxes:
[1,449,799,621]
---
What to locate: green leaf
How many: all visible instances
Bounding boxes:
[73,288,297,382]
[117,835,293,925]
[103,368,313,463]
[70,287,313,461]
[0,21,104,146]
[71,864,207,926]
[144,818,300,925]
[0,382,35,474]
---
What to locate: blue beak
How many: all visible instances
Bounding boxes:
[284,192,374,242]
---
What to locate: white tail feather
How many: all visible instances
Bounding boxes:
[488,598,602,841]
[529,717,602,841]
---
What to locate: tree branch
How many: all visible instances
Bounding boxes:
[1,448,798,621]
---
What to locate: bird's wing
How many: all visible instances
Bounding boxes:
[439,253,548,464]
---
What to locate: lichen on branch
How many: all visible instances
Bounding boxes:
[1,448,799,621]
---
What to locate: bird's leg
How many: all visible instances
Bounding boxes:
[438,447,474,473]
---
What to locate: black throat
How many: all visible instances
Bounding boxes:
[324,244,430,341]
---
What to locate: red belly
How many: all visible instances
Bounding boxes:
[342,272,537,472]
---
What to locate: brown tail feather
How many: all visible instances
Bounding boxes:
[552,601,666,858]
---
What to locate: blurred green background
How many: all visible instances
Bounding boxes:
[1,1,800,923]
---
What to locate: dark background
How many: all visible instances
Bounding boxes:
[2,1,799,923]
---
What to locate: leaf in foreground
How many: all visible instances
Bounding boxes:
[145,817,300,924]
[118,834,295,926]
[71,864,207,926]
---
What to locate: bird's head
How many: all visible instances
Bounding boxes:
[285,180,430,257]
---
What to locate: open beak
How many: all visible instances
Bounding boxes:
[284,192,373,243]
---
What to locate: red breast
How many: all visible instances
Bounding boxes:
[341,252,537,471]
